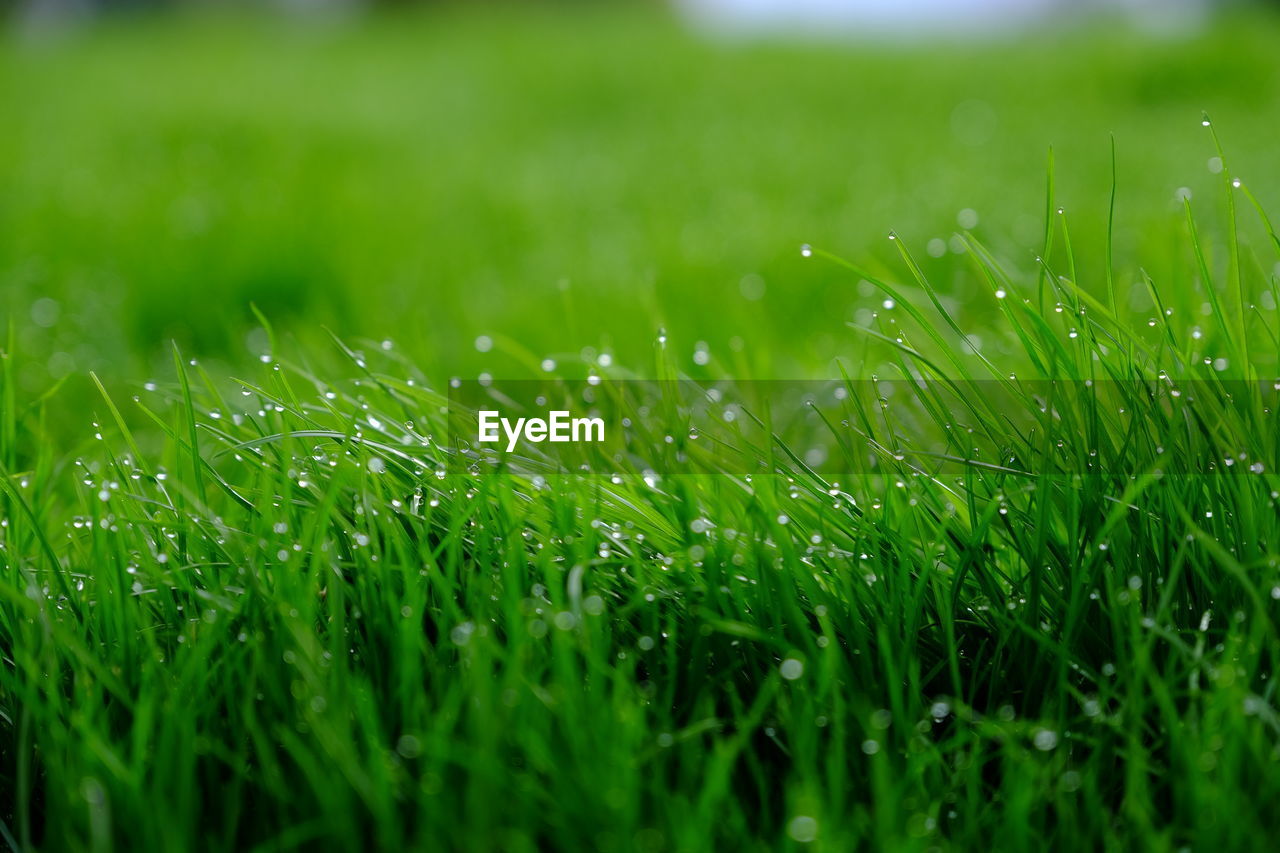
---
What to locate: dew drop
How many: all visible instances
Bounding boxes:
[1033,729,1059,751]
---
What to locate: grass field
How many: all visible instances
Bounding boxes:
[4,4,1280,850]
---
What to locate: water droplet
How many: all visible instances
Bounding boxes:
[1033,729,1059,751]
[787,816,818,844]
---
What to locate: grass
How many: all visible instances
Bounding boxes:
[5,4,1280,851]
[3,5,1280,386]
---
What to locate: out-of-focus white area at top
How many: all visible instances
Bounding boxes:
[12,0,1223,38]
[678,0,1212,36]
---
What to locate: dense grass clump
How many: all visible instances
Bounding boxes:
[4,137,1280,850]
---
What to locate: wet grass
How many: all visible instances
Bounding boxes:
[7,138,1280,847]
[4,4,1280,851]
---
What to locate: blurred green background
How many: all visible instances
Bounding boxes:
[2,2,1279,394]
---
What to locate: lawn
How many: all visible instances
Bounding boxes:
[3,3,1280,850]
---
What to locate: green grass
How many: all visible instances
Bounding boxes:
[5,4,1280,851]
[3,5,1280,385]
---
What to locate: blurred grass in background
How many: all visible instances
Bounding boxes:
[2,3,1279,391]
